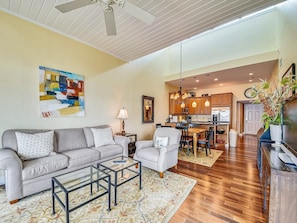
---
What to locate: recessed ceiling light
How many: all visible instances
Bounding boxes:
[194,87,197,90]
[219,83,223,86]
[249,73,254,76]
[249,79,253,82]
[214,78,218,81]
[195,79,199,82]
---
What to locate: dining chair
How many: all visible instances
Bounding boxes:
[197,129,214,156]
[175,126,193,156]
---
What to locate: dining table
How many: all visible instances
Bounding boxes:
[188,127,207,157]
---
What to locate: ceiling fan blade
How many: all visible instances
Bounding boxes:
[121,1,155,25]
[55,0,98,13]
[104,6,117,36]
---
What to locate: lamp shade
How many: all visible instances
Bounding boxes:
[117,108,129,119]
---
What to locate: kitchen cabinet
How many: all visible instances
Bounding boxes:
[169,95,189,115]
[174,96,211,115]
[211,93,233,107]
[199,97,211,114]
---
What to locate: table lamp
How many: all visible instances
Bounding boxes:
[117,108,129,135]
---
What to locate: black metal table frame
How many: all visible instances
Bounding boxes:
[51,165,111,223]
[97,156,142,205]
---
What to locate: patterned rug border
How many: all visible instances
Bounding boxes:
[0,167,196,223]
[178,149,223,167]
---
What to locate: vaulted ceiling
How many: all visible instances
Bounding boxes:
[0,0,285,89]
[0,0,285,62]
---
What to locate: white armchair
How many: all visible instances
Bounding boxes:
[133,127,181,178]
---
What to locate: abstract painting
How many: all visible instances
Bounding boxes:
[39,66,85,117]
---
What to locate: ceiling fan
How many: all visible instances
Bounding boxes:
[55,0,155,36]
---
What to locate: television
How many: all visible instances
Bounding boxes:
[281,96,297,165]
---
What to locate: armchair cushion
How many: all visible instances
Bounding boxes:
[154,136,169,149]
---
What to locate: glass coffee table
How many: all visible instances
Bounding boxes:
[52,165,111,223]
[97,156,142,205]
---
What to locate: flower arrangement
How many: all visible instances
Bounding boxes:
[251,76,297,130]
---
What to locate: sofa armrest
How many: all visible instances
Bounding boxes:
[114,135,130,157]
[0,148,23,202]
[135,140,154,150]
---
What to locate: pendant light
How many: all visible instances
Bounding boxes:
[178,42,187,107]
[205,99,210,107]
[192,101,197,108]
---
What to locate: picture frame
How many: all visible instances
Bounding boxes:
[282,63,296,99]
[142,95,154,123]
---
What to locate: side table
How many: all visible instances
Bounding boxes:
[116,133,137,157]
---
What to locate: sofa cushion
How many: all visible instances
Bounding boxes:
[22,154,68,181]
[91,127,115,147]
[83,125,110,147]
[15,131,54,161]
[92,144,122,159]
[61,148,100,168]
[55,128,87,153]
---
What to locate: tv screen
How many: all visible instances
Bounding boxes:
[282,97,297,155]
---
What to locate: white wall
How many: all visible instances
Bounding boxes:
[165,9,278,80]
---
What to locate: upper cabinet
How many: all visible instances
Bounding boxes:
[189,97,211,115]
[211,93,233,107]
[169,93,211,115]
[169,96,189,115]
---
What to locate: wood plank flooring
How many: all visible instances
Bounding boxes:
[169,135,267,223]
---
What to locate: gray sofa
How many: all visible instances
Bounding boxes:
[0,125,129,204]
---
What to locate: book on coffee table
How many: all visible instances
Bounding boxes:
[113,160,127,164]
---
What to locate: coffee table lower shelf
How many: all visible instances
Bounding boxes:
[97,156,142,206]
[51,165,111,223]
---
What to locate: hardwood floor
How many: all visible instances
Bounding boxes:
[169,135,267,223]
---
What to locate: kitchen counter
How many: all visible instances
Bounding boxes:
[190,121,230,125]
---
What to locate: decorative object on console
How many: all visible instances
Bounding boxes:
[252,63,297,131]
[269,124,282,146]
[117,107,129,135]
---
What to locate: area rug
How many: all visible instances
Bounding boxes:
[0,167,196,223]
[178,149,223,167]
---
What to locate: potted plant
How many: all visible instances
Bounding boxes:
[251,75,297,143]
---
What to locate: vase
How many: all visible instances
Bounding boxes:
[270,124,282,146]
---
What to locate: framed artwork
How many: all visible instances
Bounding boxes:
[142,95,154,123]
[39,66,85,118]
[282,63,296,99]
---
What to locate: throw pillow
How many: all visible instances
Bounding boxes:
[15,131,54,161]
[91,127,115,147]
[155,136,169,149]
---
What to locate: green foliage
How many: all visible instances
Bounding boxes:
[252,76,297,131]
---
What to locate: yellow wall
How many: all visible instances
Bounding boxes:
[0,11,124,137]
[0,11,172,145]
